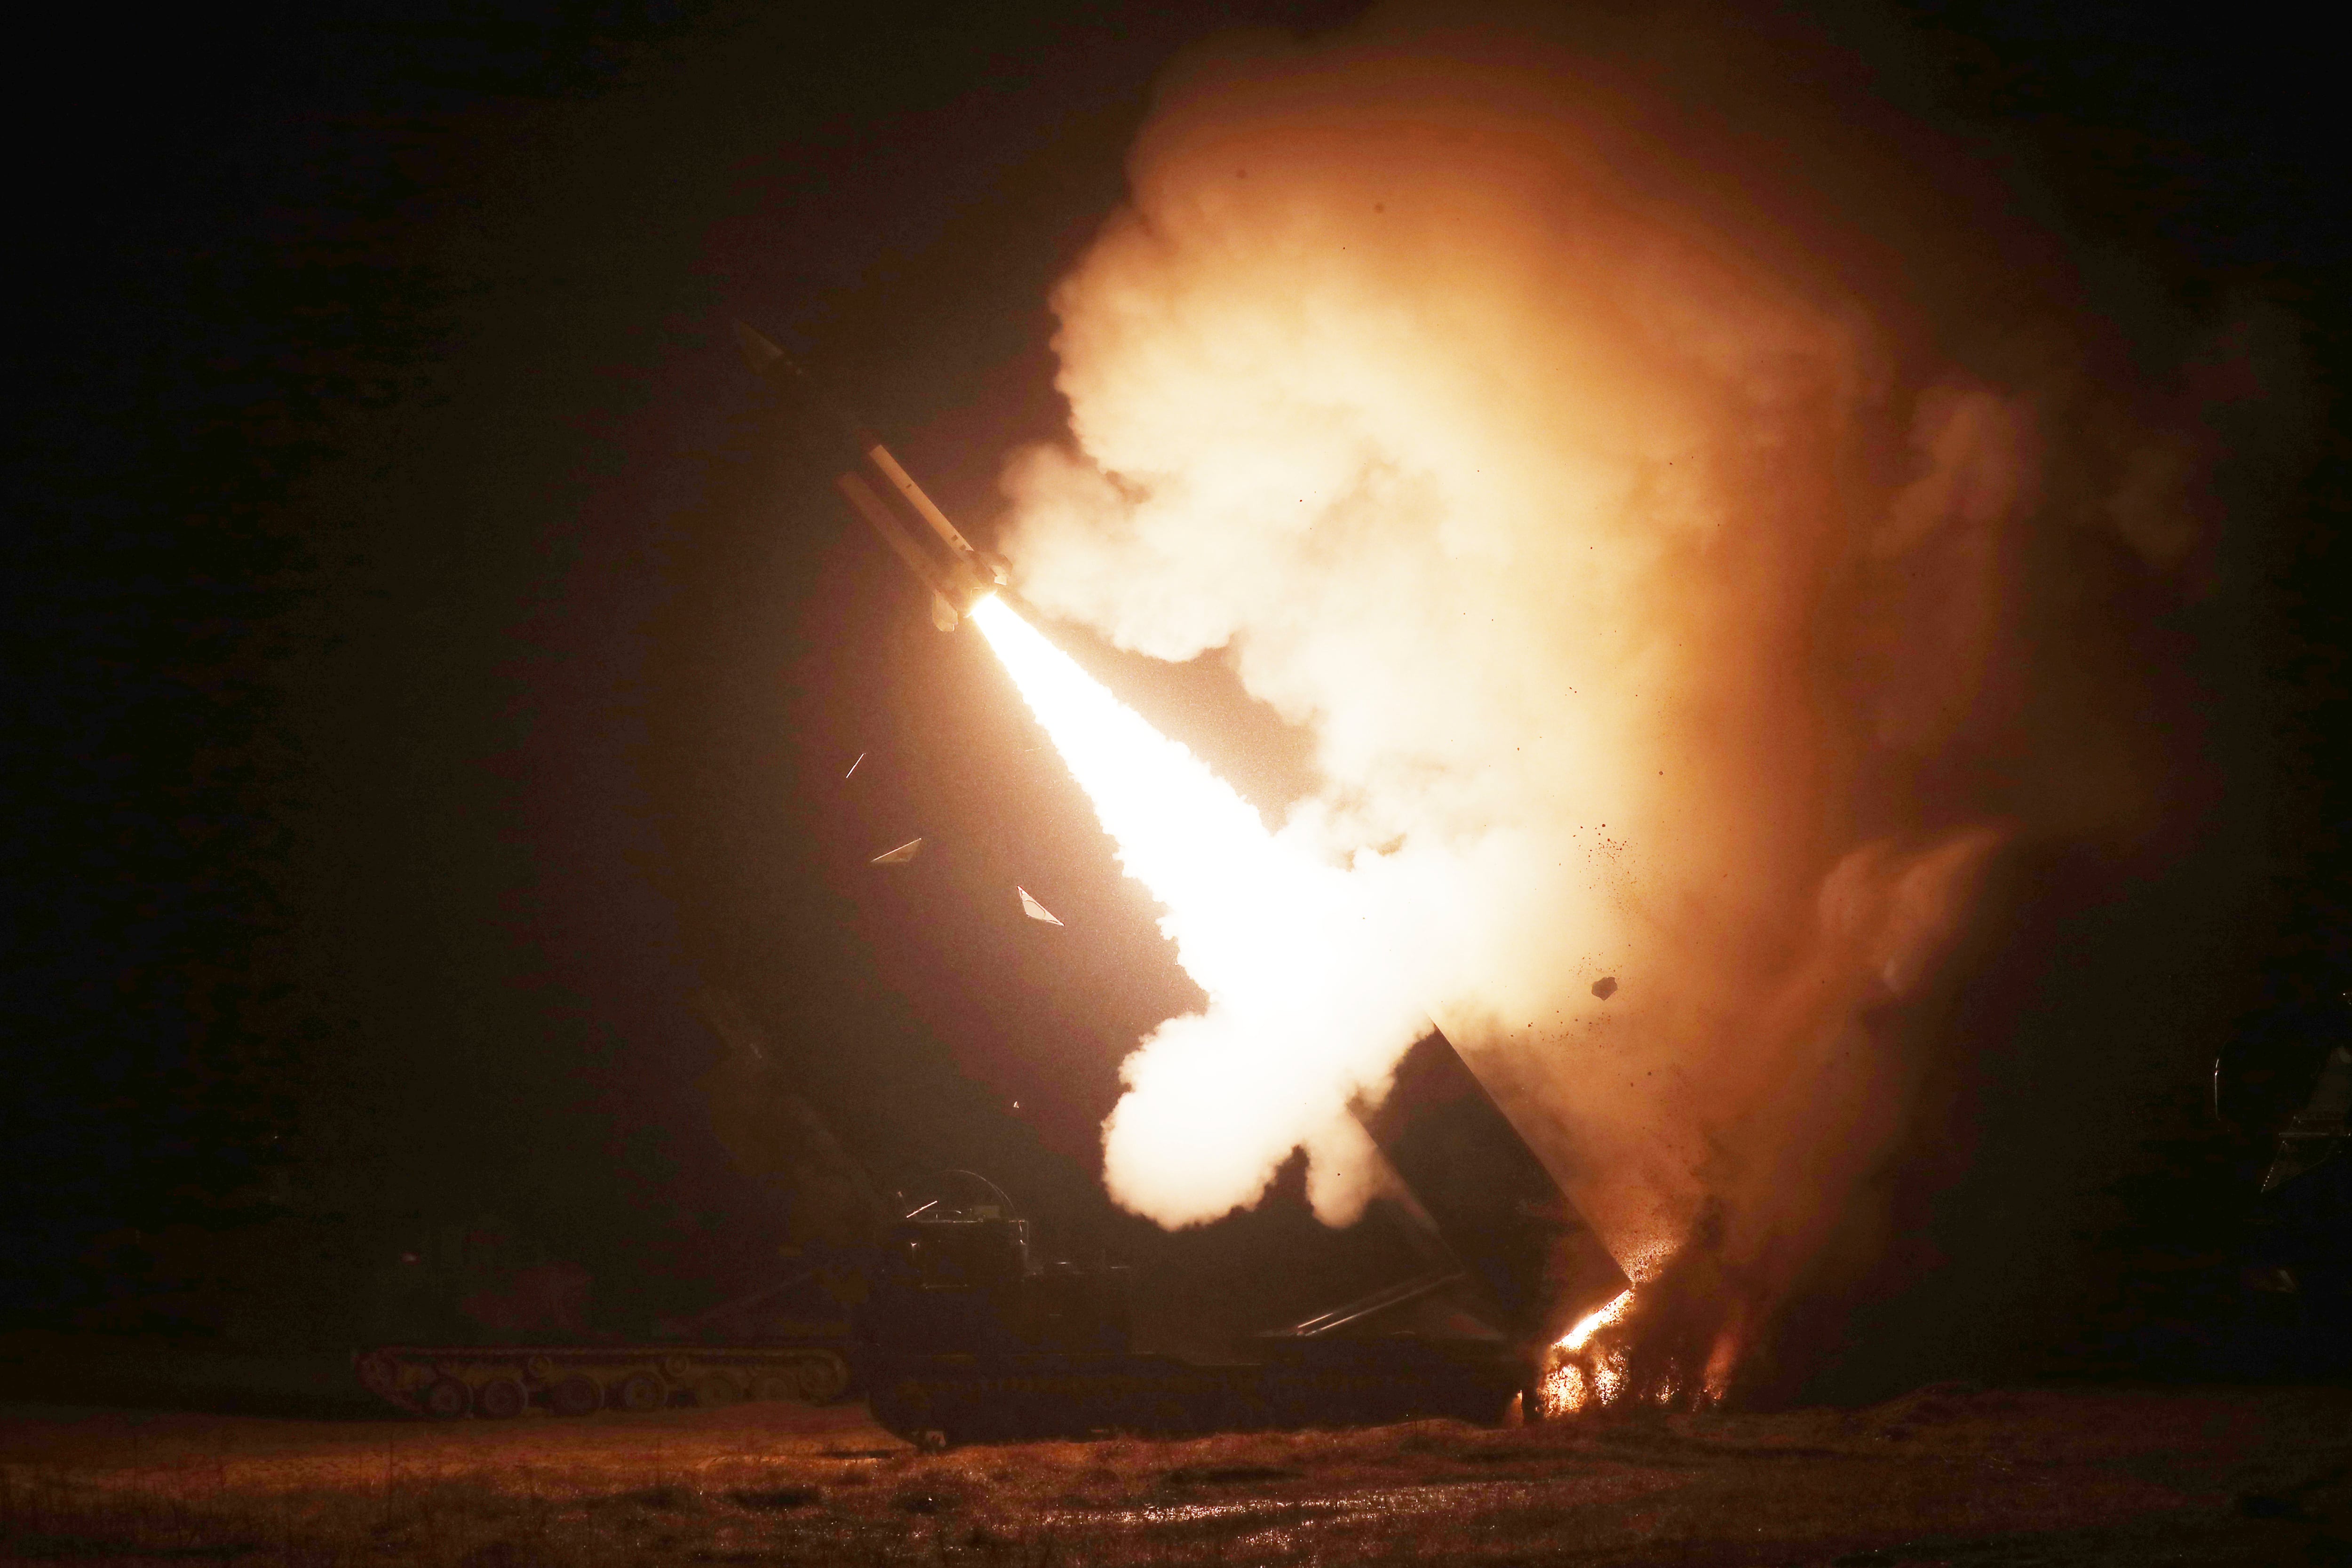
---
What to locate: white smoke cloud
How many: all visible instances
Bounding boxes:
[994,5,2229,1388]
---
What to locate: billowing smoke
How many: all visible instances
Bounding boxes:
[996,7,2259,1396]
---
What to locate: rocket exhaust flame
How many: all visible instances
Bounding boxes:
[972,594,1301,970]
[970,594,1430,1227]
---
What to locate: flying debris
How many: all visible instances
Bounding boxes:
[1017,887,1063,925]
[731,321,1008,630]
[844,752,865,780]
[870,838,925,866]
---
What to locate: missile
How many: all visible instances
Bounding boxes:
[732,321,1007,630]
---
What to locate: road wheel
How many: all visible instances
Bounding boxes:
[421,1378,470,1420]
[355,1353,401,1401]
[750,1371,796,1405]
[475,1377,527,1419]
[615,1371,666,1414]
[795,1354,848,1404]
[694,1374,741,1409]
[549,1375,603,1417]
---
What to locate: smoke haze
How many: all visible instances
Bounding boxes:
[997,5,2280,1395]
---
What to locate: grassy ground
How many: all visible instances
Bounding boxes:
[3,1384,2348,1565]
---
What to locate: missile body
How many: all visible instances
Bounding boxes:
[732,321,1006,630]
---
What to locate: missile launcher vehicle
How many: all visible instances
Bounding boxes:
[358,345,1629,1431]
[857,1027,1627,1447]
[353,993,873,1419]
[356,985,1618,1437]
[356,1334,854,1421]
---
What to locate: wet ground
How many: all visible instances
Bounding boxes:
[2,1383,2348,1564]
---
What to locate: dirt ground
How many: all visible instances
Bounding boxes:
[3,1384,2348,1565]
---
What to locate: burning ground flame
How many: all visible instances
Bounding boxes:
[1538,1285,1735,1415]
[1539,1288,1634,1416]
[1560,1288,1635,1356]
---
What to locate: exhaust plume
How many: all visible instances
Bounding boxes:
[996,7,2257,1396]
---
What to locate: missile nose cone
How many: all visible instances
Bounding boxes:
[731,320,785,377]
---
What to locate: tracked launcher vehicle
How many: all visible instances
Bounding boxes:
[356,1010,1619,1433]
[860,1027,1627,1446]
[356,992,872,1420]
[354,1281,857,1419]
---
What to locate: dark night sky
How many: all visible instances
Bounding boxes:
[3,0,2345,1364]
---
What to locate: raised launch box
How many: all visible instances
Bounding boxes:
[1349,1027,1628,1342]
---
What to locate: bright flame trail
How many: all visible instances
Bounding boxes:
[971,595,1416,1226]
[977,585,1663,1408]
[972,594,1308,995]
